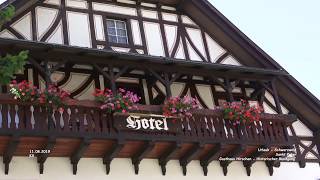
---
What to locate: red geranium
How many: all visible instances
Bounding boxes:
[223,99,263,124]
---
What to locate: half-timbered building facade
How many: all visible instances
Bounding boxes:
[0,0,319,179]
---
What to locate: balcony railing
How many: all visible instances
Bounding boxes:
[0,94,296,146]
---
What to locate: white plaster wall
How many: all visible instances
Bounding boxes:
[0,157,319,180]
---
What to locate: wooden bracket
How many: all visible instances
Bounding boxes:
[242,145,268,176]
[70,138,90,175]
[265,161,274,176]
[37,136,56,174]
[158,142,181,175]
[219,144,245,176]
[220,161,229,176]
[299,161,306,168]
[179,143,204,176]
[103,139,125,175]
[3,135,20,175]
[131,141,155,175]
[200,143,224,176]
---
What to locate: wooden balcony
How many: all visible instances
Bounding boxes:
[0,94,297,176]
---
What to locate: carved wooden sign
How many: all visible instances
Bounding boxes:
[113,113,180,133]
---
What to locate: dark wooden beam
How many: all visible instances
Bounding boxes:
[37,136,56,174]
[242,145,268,176]
[179,143,205,176]
[265,160,276,176]
[158,142,181,175]
[70,138,90,175]
[3,135,20,175]
[219,145,246,176]
[131,141,155,174]
[271,79,283,114]
[103,140,125,175]
[224,78,234,102]
[200,143,225,176]
[92,63,111,80]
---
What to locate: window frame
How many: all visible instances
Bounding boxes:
[105,18,130,46]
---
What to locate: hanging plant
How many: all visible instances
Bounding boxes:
[222,99,263,124]
[163,96,200,118]
[93,88,140,113]
[9,80,39,102]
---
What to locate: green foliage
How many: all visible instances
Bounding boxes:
[0,51,28,84]
[0,5,15,27]
[0,5,28,85]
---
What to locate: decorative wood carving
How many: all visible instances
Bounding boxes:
[70,138,91,175]
[3,135,20,175]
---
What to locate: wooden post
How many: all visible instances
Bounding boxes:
[44,61,52,89]
[271,79,283,114]
[224,78,234,102]
[164,73,172,98]
[108,65,117,94]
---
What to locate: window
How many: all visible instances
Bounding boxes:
[106,19,128,44]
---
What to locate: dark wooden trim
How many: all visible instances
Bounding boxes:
[242,145,268,176]
[37,136,56,174]
[179,142,204,176]
[219,144,246,176]
[200,143,224,176]
[271,79,283,114]
[158,142,181,175]
[103,139,125,175]
[88,0,97,48]
[60,0,69,45]
[131,141,155,174]
[3,135,20,175]
[70,138,90,175]
[31,8,37,41]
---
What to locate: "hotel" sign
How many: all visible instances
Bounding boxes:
[113,113,179,133]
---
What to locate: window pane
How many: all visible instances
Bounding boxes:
[107,20,115,28]
[108,35,117,43]
[107,27,116,35]
[106,19,128,44]
[118,37,128,44]
[116,21,126,29]
[117,29,127,36]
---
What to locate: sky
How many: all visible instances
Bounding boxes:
[0,0,319,99]
[209,0,320,99]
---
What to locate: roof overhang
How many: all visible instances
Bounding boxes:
[0,37,288,81]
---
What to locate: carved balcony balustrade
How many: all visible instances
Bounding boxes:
[0,94,297,175]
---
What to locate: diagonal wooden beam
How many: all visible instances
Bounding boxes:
[70,138,90,175]
[169,73,182,84]
[28,57,47,78]
[158,142,182,175]
[179,143,205,176]
[210,76,226,89]
[92,63,111,80]
[103,139,125,175]
[114,66,130,79]
[200,143,225,176]
[219,144,246,176]
[37,136,56,174]
[146,67,166,85]
[3,135,20,175]
[132,141,155,174]
[50,60,68,73]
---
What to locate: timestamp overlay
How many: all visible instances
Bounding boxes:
[28,149,51,158]
[219,147,297,162]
